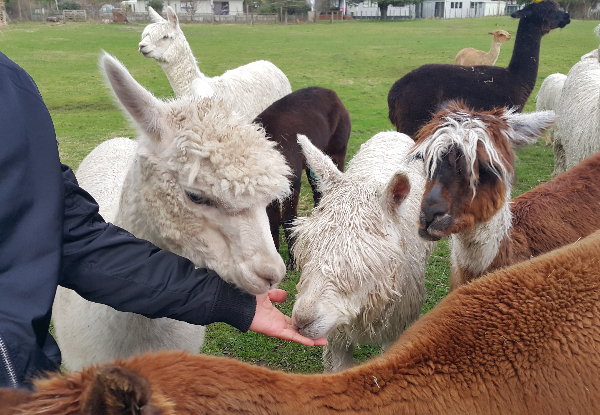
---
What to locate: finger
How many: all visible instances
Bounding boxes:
[267,289,288,303]
[312,337,328,346]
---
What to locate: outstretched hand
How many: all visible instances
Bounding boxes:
[249,289,328,347]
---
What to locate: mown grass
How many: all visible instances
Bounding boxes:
[1,16,597,373]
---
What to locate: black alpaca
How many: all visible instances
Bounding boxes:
[387,0,570,138]
[254,87,351,268]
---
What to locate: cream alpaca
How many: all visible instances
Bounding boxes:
[52,53,291,371]
[552,24,600,176]
[139,6,291,122]
[454,29,511,66]
[291,132,436,372]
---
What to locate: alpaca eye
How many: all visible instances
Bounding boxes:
[185,190,215,207]
[162,35,169,39]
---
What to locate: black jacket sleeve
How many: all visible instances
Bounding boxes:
[59,165,257,332]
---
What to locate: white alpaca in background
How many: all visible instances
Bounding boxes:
[535,72,566,145]
[52,53,291,371]
[552,25,600,176]
[138,6,292,122]
[291,132,436,372]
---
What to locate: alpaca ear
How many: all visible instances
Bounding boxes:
[166,6,180,29]
[147,6,164,22]
[382,171,411,217]
[505,109,556,147]
[297,134,342,193]
[82,365,158,415]
[99,52,168,143]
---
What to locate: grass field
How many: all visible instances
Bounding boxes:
[1,16,598,373]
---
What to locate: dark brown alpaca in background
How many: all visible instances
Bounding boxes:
[388,0,570,138]
[255,86,351,267]
[413,102,600,290]
[4,230,600,414]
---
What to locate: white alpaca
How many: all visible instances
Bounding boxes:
[535,73,566,145]
[552,25,600,176]
[138,6,292,122]
[52,52,291,371]
[290,132,436,372]
[454,30,511,66]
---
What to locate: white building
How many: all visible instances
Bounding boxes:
[343,0,508,19]
[122,0,244,15]
[347,0,414,19]
[418,0,506,18]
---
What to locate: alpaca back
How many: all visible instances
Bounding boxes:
[74,137,137,222]
[208,60,292,122]
[554,54,600,174]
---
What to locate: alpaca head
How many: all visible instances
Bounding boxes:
[291,134,412,340]
[100,52,291,295]
[139,7,188,65]
[489,29,511,43]
[511,0,570,35]
[0,365,172,415]
[411,101,555,242]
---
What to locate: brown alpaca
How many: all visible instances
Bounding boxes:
[388,0,570,138]
[414,101,600,290]
[255,86,351,267]
[4,230,600,414]
[454,30,512,66]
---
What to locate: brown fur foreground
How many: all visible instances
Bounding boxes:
[4,231,600,414]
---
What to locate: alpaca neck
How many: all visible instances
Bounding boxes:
[486,40,503,64]
[507,18,544,95]
[160,44,205,97]
[451,191,513,281]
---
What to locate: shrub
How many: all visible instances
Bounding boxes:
[147,0,164,14]
[58,0,81,10]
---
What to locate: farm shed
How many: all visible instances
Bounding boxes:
[121,0,243,15]
[419,0,507,18]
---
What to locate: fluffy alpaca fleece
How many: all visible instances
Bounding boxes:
[52,52,291,372]
[73,136,137,221]
[552,25,600,176]
[138,6,291,122]
[291,132,436,372]
[454,29,512,66]
[534,72,566,145]
[388,0,570,138]
[255,87,351,266]
[414,101,600,290]
[6,230,600,414]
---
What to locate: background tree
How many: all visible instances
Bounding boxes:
[147,0,164,13]
[58,0,81,10]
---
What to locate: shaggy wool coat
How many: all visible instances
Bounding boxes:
[0,51,255,389]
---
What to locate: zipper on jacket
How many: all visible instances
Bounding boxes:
[0,335,18,388]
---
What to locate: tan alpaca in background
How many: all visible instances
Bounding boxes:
[455,30,511,66]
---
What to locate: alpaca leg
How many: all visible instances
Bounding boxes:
[266,200,282,251]
[282,178,301,269]
[322,331,355,373]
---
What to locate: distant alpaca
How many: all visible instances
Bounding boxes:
[52,53,291,371]
[8,230,600,414]
[552,25,600,176]
[291,132,436,372]
[139,6,292,122]
[454,29,511,66]
[255,87,351,264]
[388,0,570,138]
[414,102,600,290]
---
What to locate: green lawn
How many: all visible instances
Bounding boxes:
[1,16,598,373]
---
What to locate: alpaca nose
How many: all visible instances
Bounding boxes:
[420,182,449,229]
